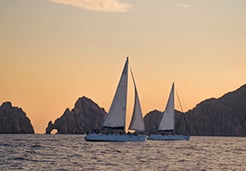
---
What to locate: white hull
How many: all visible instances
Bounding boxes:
[85,133,146,142]
[147,134,190,141]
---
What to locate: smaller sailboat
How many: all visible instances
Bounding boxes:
[85,57,146,142]
[147,83,190,141]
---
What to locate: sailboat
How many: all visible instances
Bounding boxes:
[147,83,190,141]
[85,57,146,142]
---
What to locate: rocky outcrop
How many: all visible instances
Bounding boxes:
[46,84,246,136]
[0,102,34,134]
[144,110,162,134]
[144,84,246,136]
[46,96,107,134]
[185,84,246,136]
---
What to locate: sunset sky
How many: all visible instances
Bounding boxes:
[1,0,245,133]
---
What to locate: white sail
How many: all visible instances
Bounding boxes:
[158,83,175,131]
[128,70,145,132]
[103,58,128,128]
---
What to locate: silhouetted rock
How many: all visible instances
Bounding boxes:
[185,84,246,136]
[0,102,34,134]
[144,84,246,136]
[144,110,162,134]
[46,96,107,134]
[46,84,246,136]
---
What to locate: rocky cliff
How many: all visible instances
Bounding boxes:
[46,84,246,136]
[46,96,107,134]
[0,102,34,134]
[144,84,246,136]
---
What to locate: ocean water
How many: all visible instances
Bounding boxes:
[0,135,245,171]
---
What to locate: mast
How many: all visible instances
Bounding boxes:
[158,83,175,131]
[103,57,128,129]
[128,69,145,132]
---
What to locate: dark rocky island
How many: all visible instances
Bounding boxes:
[46,96,107,134]
[185,84,246,136]
[0,102,34,134]
[46,84,246,136]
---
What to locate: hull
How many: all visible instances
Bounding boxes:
[85,133,146,142]
[147,134,190,141]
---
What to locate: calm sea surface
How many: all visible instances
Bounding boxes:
[0,135,245,171]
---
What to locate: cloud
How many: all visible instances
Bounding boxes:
[49,0,132,12]
[175,3,191,8]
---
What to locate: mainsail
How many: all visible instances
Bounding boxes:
[158,83,175,131]
[128,70,145,132]
[103,58,128,129]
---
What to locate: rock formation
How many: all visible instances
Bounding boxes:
[46,96,107,134]
[0,102,34,134]
[46,84,246,136]
[185,84,246,136]
[144,84,246,136]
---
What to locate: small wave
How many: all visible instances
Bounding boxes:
[25,150,36,154]
[11,157,26,161]
[13,138,23,142]
[31,144,42,148]
[0,143,12,147]
[11,157,56,163]
[31,159,56,163]
[139,159,148,163]
[112,149,121,153]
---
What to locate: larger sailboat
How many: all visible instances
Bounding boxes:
[147,83,190,141]
[85,57,146,142]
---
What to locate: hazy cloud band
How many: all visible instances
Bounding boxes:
[50,0,132,12]
[175,3,191,8]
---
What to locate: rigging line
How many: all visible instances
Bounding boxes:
[175,88,184,113]
[175,88,191,135]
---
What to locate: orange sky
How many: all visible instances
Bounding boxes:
[0,0,245,133]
